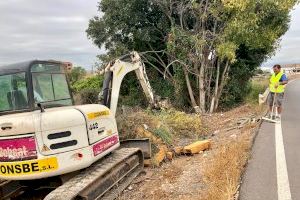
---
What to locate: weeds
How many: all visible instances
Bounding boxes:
[245,79,269,104]
[117,109,203,147]
[158,109,202,137]
[152,128,173,146]
[202,130,252,200]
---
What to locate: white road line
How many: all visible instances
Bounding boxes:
[275,121,292,200]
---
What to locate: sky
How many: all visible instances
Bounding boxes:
[0,1,299,70]
[263,4,300,67]
[0,0,101,70]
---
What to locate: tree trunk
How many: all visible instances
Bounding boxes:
[199,64,206,113]
[209,59,220,113]
[214,60,230,111]
[183,67,198,110]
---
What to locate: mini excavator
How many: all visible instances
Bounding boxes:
[0,52,155,200]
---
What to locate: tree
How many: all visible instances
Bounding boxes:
[72,75,104,104]
[68,66,87,85]
[72,75,103,93]
[86,0,169,60]
[87,0,298,113]
[155,0,297,113]
[87,0,181,107]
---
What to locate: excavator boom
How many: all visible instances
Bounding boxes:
[100,51,156,116]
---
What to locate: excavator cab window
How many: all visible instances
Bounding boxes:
[31,63,73,108]
[0,61,74,115]
[0,72,29,112]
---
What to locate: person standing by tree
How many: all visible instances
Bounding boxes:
[267,64,288,120]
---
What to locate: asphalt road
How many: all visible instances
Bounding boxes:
[240,79,300,200]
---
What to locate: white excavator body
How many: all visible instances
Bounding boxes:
[0,51,155,191]
[0,104,119,180]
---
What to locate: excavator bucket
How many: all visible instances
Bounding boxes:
[120,138,151,159]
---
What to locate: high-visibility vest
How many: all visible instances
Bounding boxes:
[269,72,285,93]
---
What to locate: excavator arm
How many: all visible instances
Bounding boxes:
[100,51,156,117]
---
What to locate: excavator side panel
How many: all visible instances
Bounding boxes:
[74,104,118,145]
[38,108,88,156]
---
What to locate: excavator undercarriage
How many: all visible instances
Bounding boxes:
[1,146,147,200]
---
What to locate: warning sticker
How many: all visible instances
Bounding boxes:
[0,157,58,176]
[87,110,110,120]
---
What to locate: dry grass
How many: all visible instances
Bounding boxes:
[155,109,202,137]
[117,109,203,144]
[120,104,263,200]
[201,129,253,200]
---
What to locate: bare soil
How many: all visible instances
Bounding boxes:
[120,104,264,200]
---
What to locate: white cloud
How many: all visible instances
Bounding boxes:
[0,0,102,69]
[3,1,296,70]
[263,4,300,67]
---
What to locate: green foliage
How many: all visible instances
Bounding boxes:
[217,42,238,62]
[71,75,104,104]
[157,109,202,137]
[87,0,298,111]
[149,70,175,99]
[245,80,269,104]
[220,44,271,109]
[72,75,103,93]
[68,67,86,85]
[117,109,203,145]
[87,0,174,107]
[119,78,147,106]
[87,0,169,58]
[78,88,99,104]
[152,128,173,146]
[173,66,190,108]
[112,70,174,107]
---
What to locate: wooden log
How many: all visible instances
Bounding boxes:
[144,159,152,167]
[135,126,162,144]
[173,146,184,155]
[183,140,211,154]
[166,151,174,160]
[153,145,167,166]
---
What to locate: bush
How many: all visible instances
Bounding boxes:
[156,109,202,137]
[117,109,203,143]
[219,45,268,110]
[77,88,99,104]
[152,127,173,145]
[72,75,104,93]
[68,67,86,85]
[71,75,104,104]
[245,79,269,104]
[118,73,148,106]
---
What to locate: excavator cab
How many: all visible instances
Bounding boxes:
[0,61,73,116]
